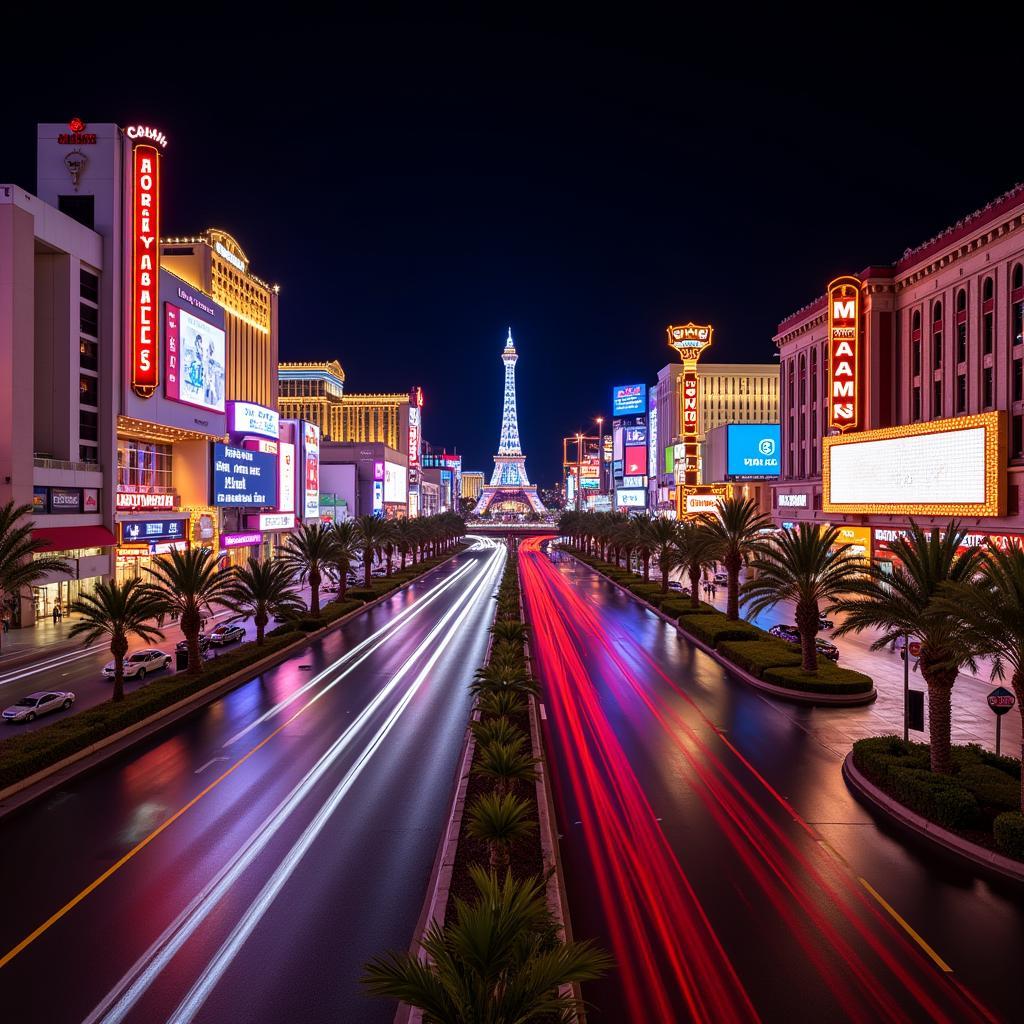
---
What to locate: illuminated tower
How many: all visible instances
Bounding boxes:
[474,328,547,515]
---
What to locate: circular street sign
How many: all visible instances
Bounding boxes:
[908,640,921,658]
[987,686,1016,716]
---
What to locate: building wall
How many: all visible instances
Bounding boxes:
[461,471,484,499]
[339,393,410,450]
[277,361,346,440]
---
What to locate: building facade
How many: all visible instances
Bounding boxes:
[320,442,409,519]
[461,471,484,501]
[773,183,1024,567]
[278,361,346,439]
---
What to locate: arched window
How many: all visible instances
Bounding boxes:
[954,290,967,363]
[933,300,944,369]
[1013,263,1023,291]
[955,290,966,312]
[983,277,994,302]
[1014,265,1024,348]
[982,277,995,355]
[911,310,922,376]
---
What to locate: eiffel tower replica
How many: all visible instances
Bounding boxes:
[473,328,547,516]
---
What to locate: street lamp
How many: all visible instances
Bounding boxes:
[575,432,583,513]
[595,417,604,495]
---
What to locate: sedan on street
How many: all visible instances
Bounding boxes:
[104,649,171,680]
[769,624,801,642]
[176,634,211,653]
[3,690,76,724]
[208,623,246,646]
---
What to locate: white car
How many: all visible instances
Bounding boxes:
[3,690,75,723]
[104,648,171,680]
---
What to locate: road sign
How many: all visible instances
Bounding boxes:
[987,686,1016,716]
[908,640,921,658]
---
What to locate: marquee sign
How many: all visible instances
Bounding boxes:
[667,322,714,360]
[116,491,178,511]
[668,322,714,489]
[827,275,861,432]
[131,143,160,397]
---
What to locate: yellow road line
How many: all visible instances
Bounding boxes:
[858,877,953,973]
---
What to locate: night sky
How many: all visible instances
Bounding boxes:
[3,14,1022,485]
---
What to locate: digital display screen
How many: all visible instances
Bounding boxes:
[613,383,647,416]
[212,443,278,507]
[165,303,226,413]
[727,424,781,477]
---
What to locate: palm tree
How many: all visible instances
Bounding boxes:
[939,543,1024,810]
[328,520,359,601]
[0,501,72,649]
[476,689,527,719]
[355,514,390,587]
[490,618,530,646]
[223,557,305,645]
[675,521,718,610]
[393,518,415,572]
[381,520,397,577]
[146,546,236,674]
[742,524,866,671]
[633,518,657,581]
[473,740,539,797]
[466,792,536,870]
[471,716,528,750]
[363,866,610,1022]
[68,579,166,701]
[645,518,682,594]
[282,522,335,616]
[699,496,773,619]
[832,522,985,775]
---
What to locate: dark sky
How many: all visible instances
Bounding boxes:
[3,13,1022,485]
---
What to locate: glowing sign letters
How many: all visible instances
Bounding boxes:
[131,145,159,397]
[827,275,860,431]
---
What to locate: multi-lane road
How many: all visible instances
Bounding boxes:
[520,536,1022,1023]
[0,537,504,1024]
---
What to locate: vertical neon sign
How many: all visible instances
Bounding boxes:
[827,275,861,432]
[667,323,714,496]
[131,143,160,397]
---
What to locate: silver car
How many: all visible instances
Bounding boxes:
[3,690,76,723]
[104,648,171,680]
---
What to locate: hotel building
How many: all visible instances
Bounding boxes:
[277,361,346,439]
[773,183,1024,567]
[461,471,485,501]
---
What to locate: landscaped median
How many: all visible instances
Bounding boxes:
[0,549,465,798]
[565,548,875,704]
[845,736,1024,881]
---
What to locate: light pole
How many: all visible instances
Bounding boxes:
[575,432,583,513]
[595,416,604,495]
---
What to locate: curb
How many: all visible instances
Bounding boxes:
[563,548,876,707]
[842,753,1024,886]
[0,548,468,819]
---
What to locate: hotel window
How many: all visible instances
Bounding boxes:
[1013,264,1024,347]
[799,354,806,405]
[955,290,967,363]
[1014,416,1024,460]
[79,374,98,406]
[787,360,794,406]
[79,268,99,303]
[984,367,994,409]
[79,339,98,371]
[1016,358,1023,403]
[79,445,98,464]
[79,409,98,442]
[933,301,944,368]
[912,310,922,375]
[933,380,942,417]
[957,373,967,413]
[982,277,994,355]
[80,301,98,337]
[912,386,921,421]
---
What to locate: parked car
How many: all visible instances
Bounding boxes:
[3,690,75,724]
[176,634,211,653]
[667,581,690,596]
[814,638,840,661]
[769,624,801,642]
[713,572,728,585]
[769,625,840,662]
[104,648,171,680]
[208,623,246,646]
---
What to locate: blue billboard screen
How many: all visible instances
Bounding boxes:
[727,424,781,477]
[212,443,278,506]
[612,383,647,416]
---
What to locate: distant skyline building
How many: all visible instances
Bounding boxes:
[474,329,546,515]
[277,360,346,439]
[461,470,484,500]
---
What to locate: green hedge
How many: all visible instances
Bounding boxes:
[718,640,802,678]
[762,662,873,694]
[853,737,1022,849]
[680,612,766,648]
[674,602,718,617]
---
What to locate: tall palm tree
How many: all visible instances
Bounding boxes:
[282,522,335,616]
[381,520,397,577]
[466,792,536,870]
[939,543,1024,809]
[633,518,657,581]
[68,579,166,701]
[223,556,304,644]
[646,518,682,594]
[146,546,236,674]
[328,520,360,600]
[0,501,72,649]
[699,496,773,619]
[675,521,718,610]
[742,524,866,671]
[832,522,985,775]
[363,866,610,1022]
[393,518,415,571]
[355,514,390,587]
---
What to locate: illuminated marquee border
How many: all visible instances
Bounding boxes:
[827,275,860,432]
[822,411,1006,516]
[667,322,714,489]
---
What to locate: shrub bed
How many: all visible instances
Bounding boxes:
[852,736,1023,858]
[762,662,874,695]
[681,612,766,647]
[718,639,802,678]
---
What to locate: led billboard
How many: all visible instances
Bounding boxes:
[165,303,226,413]
[727,424,781,478]
[823,413,1004,516]
[615,488,647,508]
[384,462,407,504]
[612,384,647,416]
[623,445,647,476]
[212,444,278,507]
[303,421,320,520]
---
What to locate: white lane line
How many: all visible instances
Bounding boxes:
[193,758,229,776]
[85,544,503,1024]
[539,703,547,720]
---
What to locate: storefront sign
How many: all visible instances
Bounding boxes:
[191,511,216,543]
[120,518,186,543]
[685,494,722,515]
[58,118,97,145]
[624,424,647,445]
[82,488,99,513]
[227,401,279,440]
[278,440,295,513]
[131,144,160,398]
[32,487,47,514]
[827,275,861,432]
[778,493,807,508]
[666,323,714,359]
[116,491,178,511]
[49,487,82,514]
[622,475,646,488]
[303,422,320,520]
[833,525,871,558]
[212,444,278,507]
[220,531,262,549]
[246,512,295,532]
[615,488,647,508]
[988,687,1016,716]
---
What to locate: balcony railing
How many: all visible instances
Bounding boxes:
[33,456,103,474]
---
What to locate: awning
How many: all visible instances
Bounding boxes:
[32,525,118,552]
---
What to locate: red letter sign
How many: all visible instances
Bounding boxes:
[827,275,860,432]
[132,144,160,397]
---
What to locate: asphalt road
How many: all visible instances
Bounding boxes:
[520,537,1022,1023]
[0,537,504,1024]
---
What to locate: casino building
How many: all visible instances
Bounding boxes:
[773,183,1024,569]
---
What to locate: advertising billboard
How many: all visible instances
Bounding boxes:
[165,302,226,413]
[664,446,674,475]
[212,444,278,507]
[303,421,320,520]
[623,424,647,445]
[727,424,781,478]
[613,384,647,416]
[623,445,647,476]
[277,440,296,513]
[833,525,871,558]
[120,518,187,544]
[227,401,279,439]
[384,462,407,504]
[685,493,722,515]
[615,488,647,508]
[246,512,295,531]
[824,413,1004,516]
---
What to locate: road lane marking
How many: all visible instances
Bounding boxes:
[539,703,547,720]
[857,878,953,973]
[0,544,500,976]
[194,758,229,775]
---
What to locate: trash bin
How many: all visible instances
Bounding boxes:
[176,649,188,672]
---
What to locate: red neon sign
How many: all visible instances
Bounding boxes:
[131,144,160,397]
[827,275,860,432]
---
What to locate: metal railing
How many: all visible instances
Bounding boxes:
[33,456,103,473]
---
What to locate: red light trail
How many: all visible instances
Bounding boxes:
[519,536,997,1023]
